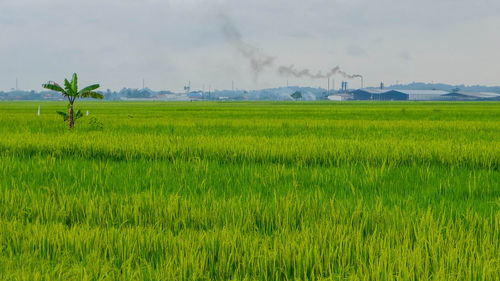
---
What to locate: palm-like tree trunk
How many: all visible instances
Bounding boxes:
[68,102,74,129]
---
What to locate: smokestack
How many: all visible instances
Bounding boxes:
[184,81,191,93]
[327,78,330,95]
[341,81,349,93]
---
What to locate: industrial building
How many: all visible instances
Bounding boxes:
[394,90,449,101]
[350,89,408,101]
[441,91,500,101]
[342,89,500,101]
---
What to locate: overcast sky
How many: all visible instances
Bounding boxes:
[1,0,499,91]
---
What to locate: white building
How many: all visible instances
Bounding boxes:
[392,90,449,101]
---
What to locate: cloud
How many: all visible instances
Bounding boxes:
[399,51,412,61]
[1,0,500,90]
[347,45,366,57]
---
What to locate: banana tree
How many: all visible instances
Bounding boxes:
[42,73,102,129]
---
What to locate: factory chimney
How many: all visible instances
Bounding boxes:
[342,81,348,93]
[327,78,331,95]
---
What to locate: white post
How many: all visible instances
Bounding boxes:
[37,106,40,116]
[86,110,89,116]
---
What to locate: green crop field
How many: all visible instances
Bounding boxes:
[0,101,499,280]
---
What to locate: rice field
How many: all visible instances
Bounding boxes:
[0,101,499,280]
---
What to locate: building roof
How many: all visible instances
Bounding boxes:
[187,91,203,98]
[443,92,500,98]
[353,89,389,94]
[390,90,449,96]
[350,89,500,99]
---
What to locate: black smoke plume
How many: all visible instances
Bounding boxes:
[219,14,276,78]
[278,65,361,79]
[219,14,361,81]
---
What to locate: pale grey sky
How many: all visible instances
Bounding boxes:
[1,0,499,91]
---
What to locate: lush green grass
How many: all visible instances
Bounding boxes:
[0,101,499,280]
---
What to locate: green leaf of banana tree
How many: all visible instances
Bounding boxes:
[56,111,68,121]
[71,73,78,94]
[42,81,68,96]
[89,91,103,99]
[74,109,83,120]
[78,84,100,96]
[80,91,103,99]
[64,79,75,96]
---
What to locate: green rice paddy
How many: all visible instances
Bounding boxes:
[0,101,499,280]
